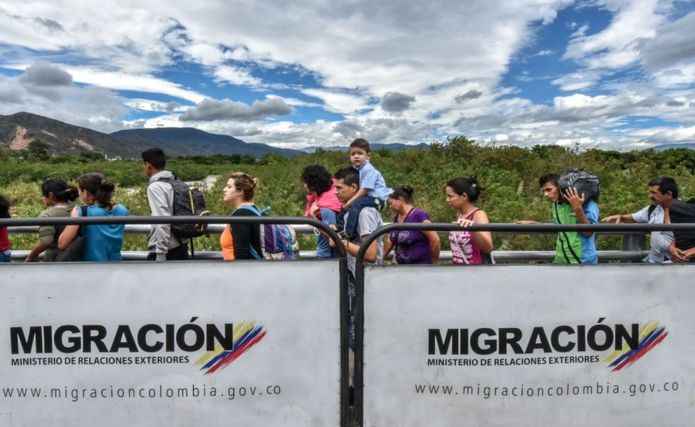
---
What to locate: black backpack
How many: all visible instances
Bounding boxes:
[559,169,600,202]
[157,177,210,238]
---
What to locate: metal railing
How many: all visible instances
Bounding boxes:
[6,218,680,262]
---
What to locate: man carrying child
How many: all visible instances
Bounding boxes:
[340,138,393,240]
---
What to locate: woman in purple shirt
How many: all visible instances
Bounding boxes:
[384,186,440,264]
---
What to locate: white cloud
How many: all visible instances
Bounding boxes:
[265,94,322,109]
[551,70,604,91]
[629,125,695,146]
[1,1,694,151]
[0,74,127,132]
[640,10,695,71]
[651,63,695,88]
[301,88,370,115]
[213,65,262,87]
[4,63,206,103]
[124,99,186,112]
[564,0,667,68]
[553,93,611,109]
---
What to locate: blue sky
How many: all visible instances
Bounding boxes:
[0,0,694,149]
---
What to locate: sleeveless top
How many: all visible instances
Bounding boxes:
[220,224,235,260]
[448,209,483,265]
[79,204,129,261]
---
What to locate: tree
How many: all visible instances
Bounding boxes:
[27,139,51,160]
[79,151,106,162]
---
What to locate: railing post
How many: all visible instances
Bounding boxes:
[621,232,646,253]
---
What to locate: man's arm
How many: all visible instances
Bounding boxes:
[341,236,378,262]
[565,187,594,237]
[602,214,635,223]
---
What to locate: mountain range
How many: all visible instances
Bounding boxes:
[2,111,691,158]
[0,112,147,158]
[0,112,305,158]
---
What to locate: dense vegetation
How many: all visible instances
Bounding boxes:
[2,136,695,253]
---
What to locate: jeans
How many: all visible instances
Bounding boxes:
[0,249,11,262]
[339,196,384,240]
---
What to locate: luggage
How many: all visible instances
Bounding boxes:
[559,169,600,202]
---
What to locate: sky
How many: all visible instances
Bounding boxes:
[1,0,694,150]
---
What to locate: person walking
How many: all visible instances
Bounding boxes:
[58,173,128,261]
[445,177,493,265]
[384,185,440,264]
[26,179,78,262]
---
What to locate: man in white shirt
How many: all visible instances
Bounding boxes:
[141,148,188,261]
[329,167,383,355]
[602,177,678,263]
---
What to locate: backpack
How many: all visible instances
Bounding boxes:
[558,169,600,202]
[238,205,298,260]
[157,177,210,238]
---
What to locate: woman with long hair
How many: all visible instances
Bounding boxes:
[383,185,440,264]
[26,179,79,262]
[58,173,129,261]
[445,177,493,265]
[220,172,262,260]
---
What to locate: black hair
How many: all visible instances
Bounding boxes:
[539,173,560,188]
[41,178,78,203]
[334,167,360,186]
[301,165,333,195]
[389,185,415,203]
[77,173,116,208]
[446,177,483,202]
[649,176,678,199]
[0,195,9,219]
[349,138,371,153]
[141,147,167,170]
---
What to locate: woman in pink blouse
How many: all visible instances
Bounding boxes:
[445,177,493,265]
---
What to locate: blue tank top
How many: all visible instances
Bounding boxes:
[78,204,129,261]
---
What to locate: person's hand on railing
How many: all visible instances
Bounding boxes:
[456,217,475,228]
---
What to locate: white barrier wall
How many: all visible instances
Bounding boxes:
[0,261,341,427]
[363,265,695,427]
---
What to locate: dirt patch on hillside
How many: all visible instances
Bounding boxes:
[75,139,95,151]
[9,126,30,150]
